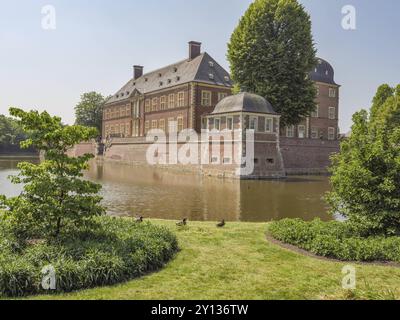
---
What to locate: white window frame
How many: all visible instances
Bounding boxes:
[201,91,212,107]
[227,117,234,131]
[168,94,175,109]
[311,105,319,118]
[328,127,335,140]
[249,116,258,131]
[286,125,295,138]
[177,116,184,133]
[177,92,185,107]
[329,107,336,120]
[214,118,221,131]
[311,127,318,139]
[298,125,306,139]
[329,88,336,98]
[265,118,273,133]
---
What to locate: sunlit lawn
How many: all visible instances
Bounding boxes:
[28,220,400,300]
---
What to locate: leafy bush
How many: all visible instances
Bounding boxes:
[327,84,400,236]
[0,217,178,297]
[0,108,105,239]
[268,219,400,262]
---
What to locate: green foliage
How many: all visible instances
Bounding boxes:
[0,108,104,239]
[327,84,400,236]
[74,92,108,137]
[269,219,400,262]
[227,0,317,126]
[0,217,178,297]
[0,115,28,148]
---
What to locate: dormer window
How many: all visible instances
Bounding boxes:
[209,61,214,68]
[173,67,178,72]
[126,91,130,95]
[325,70,329,75]
[145,78,148,82]
[209,73,214,80]
[224,76,230,82]
[116,94,119,98]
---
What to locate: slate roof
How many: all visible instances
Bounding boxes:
[211,92,278,115]
[310,57,338,86]
[106,52,233,105]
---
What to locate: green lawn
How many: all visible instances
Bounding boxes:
[28,220,400,300]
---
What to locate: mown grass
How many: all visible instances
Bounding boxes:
[19,220,400,300]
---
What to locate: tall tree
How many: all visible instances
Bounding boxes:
[74,92,107,137]
[328,84,400,236]
[227,0,317,126]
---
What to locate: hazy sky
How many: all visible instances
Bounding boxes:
[1,0,399,132]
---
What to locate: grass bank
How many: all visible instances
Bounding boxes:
[23,220,400,300]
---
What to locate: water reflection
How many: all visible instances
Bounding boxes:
[0,157,332,222]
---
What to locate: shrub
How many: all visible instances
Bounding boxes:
[269,219,400,262]
[327,84,400,236]
[0,108,105,240]
[0,217,178,297]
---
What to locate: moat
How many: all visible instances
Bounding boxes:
[0,157,332,222]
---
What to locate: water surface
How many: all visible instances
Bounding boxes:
[0,157,332,222]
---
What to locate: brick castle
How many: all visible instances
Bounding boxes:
[97,41,340,178]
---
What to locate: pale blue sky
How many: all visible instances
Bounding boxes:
[1,0,399,132]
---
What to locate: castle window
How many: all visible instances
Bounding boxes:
[328,127,335,140]
[133,101,140,118]
[265,118,273,133]
[133,120,140,137]
[311,105,319,118]
[218,92,228,102]
[329,107,336,120]
[177,116,184,133]
[214,118,221,131]
[227,117,233,131]
[145,100,151,113]
[152,98,158,112]
[329,88,336,98]
[202,118,208,130]
[286,125,295,138]
[168,94,175,109]
[177,92,185,107]
[311,127,318,139]
[159,119,166,132]
[249,116,257,131]
[201,91,212,106]
[160,96,167,110]
[298,125,306,139]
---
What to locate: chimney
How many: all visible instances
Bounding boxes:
[133,65,143,80]
[188,41,202,60]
